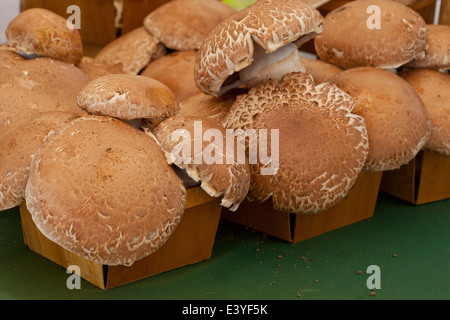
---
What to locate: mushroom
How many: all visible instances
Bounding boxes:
[194,0,324,96]
[314,0,428,69]
[25,116,187,266]
[224,72,369,214]
[149,115,251,211]
[399,69,450,156]
[404,24,450,71]
[5,8,83,65]
[77,56,124,81]
[143,0,236,51]
[301,56,343,84]
[0,111,79,211]
[328,67,431,171]
[0,50,90,128]
[141,51,202,102]
[77,74,179,130]
[179,88,248,127]
[95,26,167,75]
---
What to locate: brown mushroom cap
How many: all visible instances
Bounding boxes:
[95,27,166,75]
[301,56,343,84]
[195,0,324,96]
[143,0,236,51]
[150,115,250,211]
[0,50,90,129]
[399,69,450,156]
[224,72,369,214]
[77,56,124,80]
[0,111,79,211]
[141,51,202,102]
[314,0,427,69]
[5,8,83,65]
[179,88,247,127]
[25,116,187,266]
[328,67,431,171]
[404,24,450,70]
[77,74,179,127]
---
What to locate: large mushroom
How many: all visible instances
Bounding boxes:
[95,27,167,75]
[77,74,179,129]
[25,116,187,266]
[5,8,83,65]
[0,50,90,129]
[301,56,343,84]
[0,111,79,211]
[149,115,251,211]
[224,72,369,214]
[314,0,428,69]
[399,69,450,156]
[141,51,202,102]
[328,67,431,171]
[404,24,450,71]
[194,0,324,96]
[143,0,236,51]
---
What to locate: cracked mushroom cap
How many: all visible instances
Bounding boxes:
[399,69,450,156]
[143,0,236,51]
[149,115,250,211]
[77,74,179,128]
[0,50,90,128]
[404,24,450,70]
[25,116,187,266]
[329,67,431,171]
[0,111,79,211]
[5,8,83,65]
[95,27,167,75]
[224,72,369,214]
[314,0,428,69]
[141,51,202,102]
[195,0,324,96]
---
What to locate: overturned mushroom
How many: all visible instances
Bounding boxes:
[195,0,324,96]
[25,116,187,266]
[95,27,166,75]
[328,67,431,171]
[143,0,236,51]
[224,72,369,214]
[400,69,450,156]
[149,115,250,211]
[0,111,79,211]
[314,0,427,69]
[77,74,179,129]
[5,8,83,65]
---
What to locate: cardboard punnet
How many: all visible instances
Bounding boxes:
[222,170,382,244]
[19,186,221,289]
[380,150,450,205]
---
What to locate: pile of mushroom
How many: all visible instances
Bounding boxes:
[0,0,448,266]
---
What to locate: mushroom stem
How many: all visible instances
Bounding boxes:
[239,43,306,87]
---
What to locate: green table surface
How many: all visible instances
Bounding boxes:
[0,192,449,300]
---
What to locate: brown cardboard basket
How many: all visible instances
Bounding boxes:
[222,170,382,244]
[20,0,171,56]
[380,150,450,205]
[19,186,222,289]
